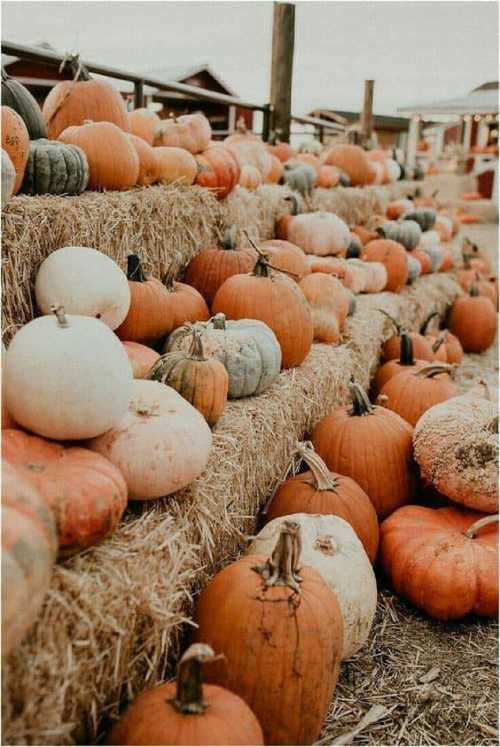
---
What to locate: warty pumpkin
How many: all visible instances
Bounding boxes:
[106,643,264,746]
[413,383,498,513]
[1,148,16,208]
[122,341,160,378]
[128,134,158,186]
[322,144,369,186]
[312,381,417,518]
[4,306,133,441]
[238,164,262,190]
[3,429,127,555]
[154,112,212,154]
[448,287,497,353]
[21,138,89,196]
[155,146,198,186]
[378,362,457,427]
[195,144,241,199]
[149,327,228,427]
[165,315,281,399]
[380,506,498,620]
[2,68,47,139]
[88,380,212,500]
[2,461,57,657]
[127,107,161,145]
[212,252,313,369]
[1,105,29,194]
[373,332,427,396]
[259,238,309,280]
[35,246,131,330]
[286,211,351,256]
[59,120,139,190]
[265,441,379,563]
[193,520,344,745]
[248,514,376,659]
[362,239,409,292]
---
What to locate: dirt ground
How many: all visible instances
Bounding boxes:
[319,223,498,746]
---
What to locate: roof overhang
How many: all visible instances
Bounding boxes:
[398,90,498,116]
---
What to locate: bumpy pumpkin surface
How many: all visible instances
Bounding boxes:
[21,138,89,195]
[413,386,498,512]
[380,505,498,620]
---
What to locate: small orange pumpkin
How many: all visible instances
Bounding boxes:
[298,273,343,343]
[448,287,497,353]
[154,113,212,154]
[379,363,457,427]
[373,332,427,396]
[195,144,241,199]
[316,164,340,188]
[362,239,409,292]
[122,341,160,378]
[322,144,369,186]
[128,134,158,186]
[259,239,309,281]
[1,106,29,194]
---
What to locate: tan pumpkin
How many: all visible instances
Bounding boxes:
[155,146,198,186]
[127,108,161,145]
[298,273,344,343]
[1,106,29,194]
[286,212,351,256]
[122,341,160,378]
[238,164,262,190]
[362,261,388,293]
[344,258,369,294]
[224,119,272,178]
[154,113,212,154]
[128,134,158,186]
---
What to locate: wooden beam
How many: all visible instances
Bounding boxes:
[360,80,374,144]
[269,2,295,142]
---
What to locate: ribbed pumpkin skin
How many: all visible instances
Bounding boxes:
[362,239,409,292]
[323,144,369,186]
[381,333,434,362]
[238,164,262,190]
[448,295,497,353]
[195,145,241,199]
[299,273,347,342]
[43,78,129,139]
[266,470,379,562]
[59,122,139,191]
[128,134,158,186]
[379,368,457,427]
[380,506,498,620]
[127,108,161,145]
[2,72,47,139]
[194,554,343,745]
[21,138,89,195]
[260,240,309,280]
[2,461,57,656]
[1,106,29,194]
[312,403,417,518]
[373,357,427,396]
[122,341,160,378]
[380,220,422,251]
[155,146,198,186]
[184,248,256,307]
[106,681,264,746]
[154,113,212,154]
[2,429,128,554]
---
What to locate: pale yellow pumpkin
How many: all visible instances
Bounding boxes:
[155,147,198,186]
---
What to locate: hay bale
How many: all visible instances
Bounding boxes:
[2,272,461,746]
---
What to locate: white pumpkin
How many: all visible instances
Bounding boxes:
[418,230,441,250]
[287,212,351,256]
[345,259,369,294]
[35,246,131,330]
[1,148,16,209]
[88,380,212,500]
[4,307,133,440]
[385,159,401,183]
[247,513,377,659]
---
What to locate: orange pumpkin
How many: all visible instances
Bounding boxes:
[154,113,212,154]
[127,108,161,145]
[195,143,241,199]
[224,120,272,178]
[366,160,385,185]
[448,288,497,353]
[155,146,198,186]
[59,121,139,190]
[437,330,464,364]
[128,134,158,186]
[386,199,414,220]
[380,311,435,362]
[238,164,262,190]
[122,341,160,378]
[410,248,432,275]
[259,239,309,281]
[1,106,29,194]
[322,144,369,186]
[362,239,409,292]
[267,140,296,163]
[379,363,457,427]
[3,429,128,554]
[295,152,322,176]
[352,225,379,246]
[306,256,355,289]
[298,273,343,343]
[265,154,284,184]
[373,332,427,396]
[316,164,340,188]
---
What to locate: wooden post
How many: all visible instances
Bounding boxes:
[269,2,295,142]
[134,79,144,109]
[360,80,374,144]
[406,116,420,173]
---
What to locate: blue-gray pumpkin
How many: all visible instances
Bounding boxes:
[21,139,89,196]
[406,255,422,284]
[378,220,422,251]
[1,69,47,140]
[403,208,437,232]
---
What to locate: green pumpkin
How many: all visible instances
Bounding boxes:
[378,220,422,250]
[1,69,47,140]
[21,139,89,196]
[404,208,437,232]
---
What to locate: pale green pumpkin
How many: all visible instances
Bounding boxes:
[21,138,89,196]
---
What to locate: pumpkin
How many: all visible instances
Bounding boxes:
[410,248,432,275]
[42,56,129,139]
[378,362,457,427]
[21,138,89,195]
[352,225,379,246]
[345,259,369,294]
[473,275,498,306]
[35,246,131,330]
[298,140,323,156]
[373,332,427,396]
[282,162,316,199]
[195,144,241,199]
[1,461,57,656]
[379,506,498,620]
[414,384,498,513]
[122,341,160,378]
[458,256,485,290]
[377,220,422,251]
[183,226,256,306]
[418,229,441,251]
[1,68,47,139]
[59,121,139,190]
[265,154,284,184]
[275,193,300,240]
[248,514,376,659]
[155,146,198,186]
[386,198,413,220]
[238,164,262,190]
[312,381,416,518]
[193,520,344,745]
[286,212,351,256]
[420,244,444,273]
[404,208,437,232]
[299,272,349,335]
[1,106,29,194]
[317,164,340,188]
[224,121,272,178]
[438,248,454,272]
[1,148,16,208]
[434,214,453,242]
[265,441,379,563]
[4,306,133,441]
[3,429,127,555]
[149,327,228,427]
[259,239,309,280]
[366,159,385,185]
[127,108,161,145]
[295,152,321,176]
[154,113,212,154]
[380,311,435,362]
[363,261,388,293]
[267,140,296,162]
[166,315,281,399]
[88,380,212,500]
[306,256,355,289]
[413,189,438,209]
[406,254,421,284]
[322,144,369,186]
[128,134,158,186]
[116,255,209,343]
[106,643,264,746]
[362,239,409,292]
[462,238,491,274]
[212,253,313,369]
[448,287,497,353]
[436,330,463,364]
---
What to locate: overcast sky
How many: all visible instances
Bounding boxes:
[2,1,498,116]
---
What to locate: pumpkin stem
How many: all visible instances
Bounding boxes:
[463,515,499,540]
[127,254,147,282]
[296,441,339,491]
[462,252,473,269]
[376,226,387,239]
[420,310,438,335]
[51,303,69,328]
[253,520,303,593]
[487,415,499,434]
[469,284,480,297]
[59,52,91,81]
[399,332,416,365]
[211,313,227,331]
[222,225,238,251]
[188,327,206,361]
[432,333,447,355]
[378,309,402,334]
[163,266,177,290]
[413,362,453,379]
[349,380,374,416]
[284,193,299,216]
[171,643,223,715]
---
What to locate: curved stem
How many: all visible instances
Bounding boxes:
[464,515,498,539]
[399,332,416,365]
[378,309,402,334]
[127,254,146,282]
[211,313,227,331]
[350,380,374,416]
[297,441,339,491]
[420,310,438,335]
[188,327,206,361]
[432,333,447,354]
[51,304,69,328]
[252,520,303,593]
[60,53,91,81]
[414,362,453,379]
[222,225,237,251]
[171,644,222,715]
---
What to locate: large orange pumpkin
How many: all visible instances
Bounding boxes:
[154,113,212,154]
[312,382,417,518]
[379,310,435,362]
[193,520,344,745]
[362,239,409,292]
[265,441,379,563]
[380,506,498,620]
[448,288,497,353]
[59,121,139,190]
[128,134,158,186]
[2,429,128,555]
[1,106,29,194]
[155,146,198,186]
[107,643,264,746]
[212,253,313,369]
[127,108,161,145]
[195,144,241,199]
[259,239,309,281]
[379,363,457,427]
[322,144,369,186]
